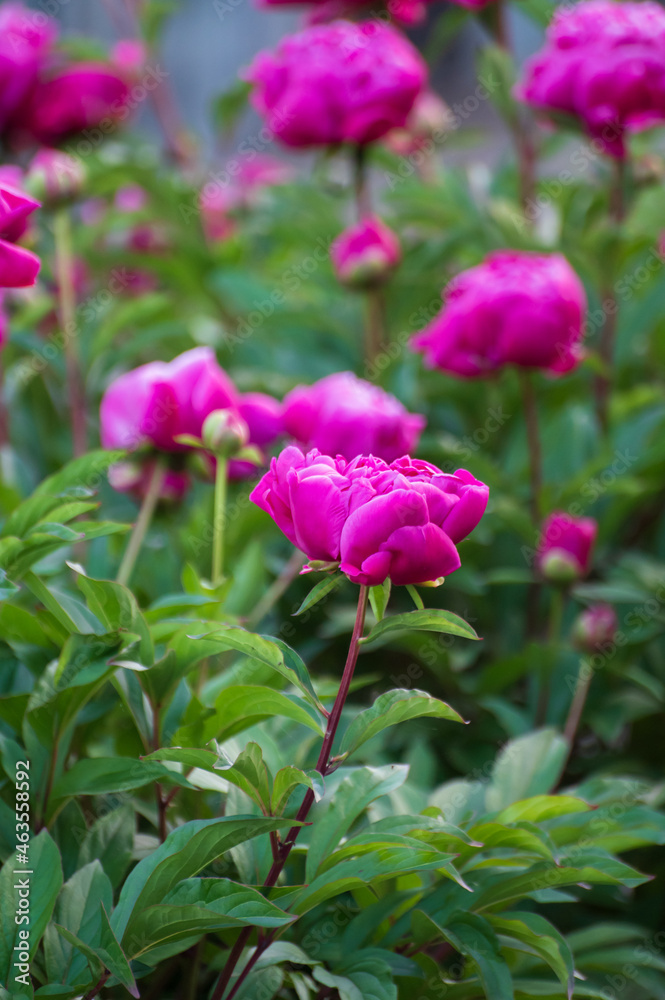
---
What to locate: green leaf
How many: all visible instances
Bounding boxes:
[485,729,569,811]
[340,689,465,757]
[488,911,574,999]
[271,766,325,816]
[33,450,125,498]
[58,905,138,997]
[73,570,153,666]
[77,805,135,889]
[413,910,515,1000]
[112,816,298,941]
[126,878,294,959]
[360,609,479,647]
[494,796,590,825]
[22,574,105,635]
[472,857,650,912]
[171,626,325,714]
[0,831,63,987]
[305,765,409,881]
[466,822,555,861]
[217,742,271,813]
[0,571,19,601]
[369,580,391,622]
[183,685,324,745]
[50,758,188,799]
[44,861,112,986]
[293,575,343,616]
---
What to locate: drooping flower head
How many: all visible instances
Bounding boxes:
[331,217,402,288]
[283,372,424,464]
[245,21,427,148]
[412,251,587,378]
[536,511,598,583]
[250,446,489,587]
[517,0,665,158]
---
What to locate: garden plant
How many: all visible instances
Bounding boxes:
[0,0,664,998]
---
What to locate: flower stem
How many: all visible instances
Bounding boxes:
[246,549,306,629]
[210,584,370,1000]
[564,655,593,746]
[519,370,543,523]
[212,456,228,584]
[54,207,87,458]
[365,288,385,368]
[536,586,565,725]
[353,144,370,220]
[116,458,166,587]
[594,156,626,435]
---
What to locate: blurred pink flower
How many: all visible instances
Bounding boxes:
[0,178,40,288]
[331,216,401,288]
[537,512,598,583]
[0,2,57,135]
[245,21,427,148]
[412,250,587,378]
[517,0,665,157]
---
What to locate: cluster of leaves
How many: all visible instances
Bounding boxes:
[1,0,665,997]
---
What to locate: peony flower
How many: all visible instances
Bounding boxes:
[411,251,587,378]
[331,217,401,288]
[21,62,131,146]
[100,347,240,454]
[339,456,489,585]
[282,371,424,463]
[572,603,618,653]
[245,21,427,148]
[0,178,40,288]
[536,512,597,583]
[517,0,665,158]
[0,3,57,135]
[250,446,358,561]
[250,446,488,586]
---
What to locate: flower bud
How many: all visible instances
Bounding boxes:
[27,148,86,205]
[536,512,597,584]
[331,217,401,290]
[202,408,250,457]
[539,549,586,585]
[572,604,617,653]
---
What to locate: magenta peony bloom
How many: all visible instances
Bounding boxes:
[238,392,284,447]
[250,446,488,586]
[21,62,131,145]
[0,178,40,288]
[100,347,239,454]
[283,371,424,463]
[245,21,427,148]
[412,251,587,378]
[331,217,401,288]
[0,3,57,135]
[536,512,597,583]
[517,0,665,158]
[572,603,618,653]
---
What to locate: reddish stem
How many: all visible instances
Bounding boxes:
[210,585,369,1000]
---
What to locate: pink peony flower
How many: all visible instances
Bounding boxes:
[283,371,424,463]
[245,21,427,148]
[331,217,402,288]
[21,62,131,146]
[411,251,587,378]
[0,2,57,135]
[536,512,598,583]
[27,148,85,202]
[517,0,665,158]
[199,155,292,244]
[0,178,40,288]
[100,347,240,454]
[251,446,488,585]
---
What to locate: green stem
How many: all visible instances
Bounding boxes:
[519,370,543,524]
[212,456,228,583]
[211,585,370,1000]
[564,655,593,747]
[116,458,166,587]
[365,288,385,368]
[536,587,565,725]
[54,207,87,458]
